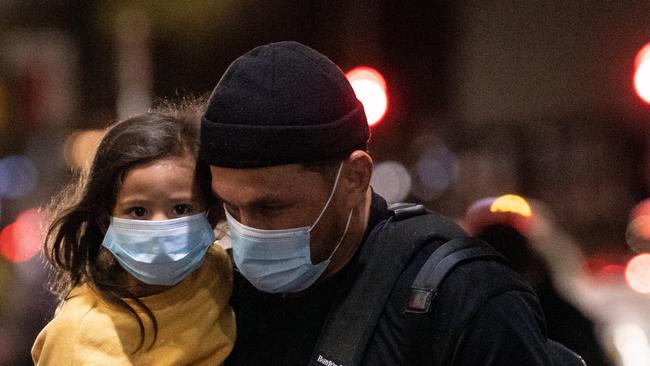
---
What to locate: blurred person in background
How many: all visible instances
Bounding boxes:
[464,195,613,366]
[32,99,235,365]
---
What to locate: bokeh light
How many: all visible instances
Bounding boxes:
[62,129,105,170]
[625,253,650,294]
[634,43,650,104]
[0,155,39,199]
[580,255,626,284]
[371,160,411,204]
[627,199,650,252]
[410,145,458,201]
[612,323,650,366]
[0,208,44,263]
[346,66,388,126]
[490,194,532,217]
[465,194,533,234]
[635,43,650,69]
[626,216,650,253]
[631,198,650,218]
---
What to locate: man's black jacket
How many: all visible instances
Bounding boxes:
[225,193,553,365]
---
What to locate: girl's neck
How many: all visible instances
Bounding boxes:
[124,275,171,297]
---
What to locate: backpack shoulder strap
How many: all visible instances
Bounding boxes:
[402,236,513,366]
[405,237,586,366]
[309,204,465,366]
[406,237,509,313]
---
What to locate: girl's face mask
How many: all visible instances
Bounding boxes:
[101,212,215,286]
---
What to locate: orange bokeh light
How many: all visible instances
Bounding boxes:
[465,194,533,234]
[346,66,388,127]
[627,215,650,252]
[625,253,650,294]
[0,208,44,263]
[490,194,532,217]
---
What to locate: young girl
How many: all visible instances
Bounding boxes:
[32,99,235,365]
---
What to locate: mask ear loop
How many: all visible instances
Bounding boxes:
[325,209,354,261]
[309,161,346,232]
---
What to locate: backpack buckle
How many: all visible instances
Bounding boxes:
[388,203,427,221]
[405,287,435,313]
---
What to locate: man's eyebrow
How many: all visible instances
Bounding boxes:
[219,194,288,208]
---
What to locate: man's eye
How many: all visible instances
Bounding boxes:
[173,204,192,216]
[262,205,284,212]
[130,207,147,218]
[254,204,287,218]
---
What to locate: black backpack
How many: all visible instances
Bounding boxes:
[309,204,585,366]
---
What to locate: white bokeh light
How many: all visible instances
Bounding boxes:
[371,160,412,204]
[613,323,650,366]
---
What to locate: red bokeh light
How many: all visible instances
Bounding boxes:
[633,43,650,104]
[0,208,43,263]
[581,255,627,284]
[346,66,388,127]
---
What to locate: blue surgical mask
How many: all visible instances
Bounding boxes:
[102,212,215,286]
[225,162,353,294]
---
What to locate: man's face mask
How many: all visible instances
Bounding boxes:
[225,162,353,294]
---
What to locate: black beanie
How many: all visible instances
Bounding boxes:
[200,41,369,168]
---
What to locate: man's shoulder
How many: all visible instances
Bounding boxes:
[401,235,533,307]
[375,208,529,299]
[438,259,533,302]
[369,206,467,243]
[378,238,541,364]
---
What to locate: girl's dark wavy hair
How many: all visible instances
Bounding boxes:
[43,96,218,352]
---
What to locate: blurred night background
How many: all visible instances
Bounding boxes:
[2,1,650,365]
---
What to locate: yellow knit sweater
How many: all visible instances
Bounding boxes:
[32,245,235,365]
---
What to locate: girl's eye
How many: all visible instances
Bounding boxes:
[173,204,192,216]
[130,207,147,218]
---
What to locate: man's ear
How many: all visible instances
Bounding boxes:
[343,150,373,205]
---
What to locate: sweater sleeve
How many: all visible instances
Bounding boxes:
[31,301,93,366]
[31,287,136,366]
[451,290,554,365]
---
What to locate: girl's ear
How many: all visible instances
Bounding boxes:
[96,215,110,234]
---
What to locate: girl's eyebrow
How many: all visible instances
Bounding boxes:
[166,194,198,201]
[116,197,152,207]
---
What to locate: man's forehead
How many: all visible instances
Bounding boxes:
[211,164,308,184]
[210,164,324,201]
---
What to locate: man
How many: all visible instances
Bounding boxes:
[200,41,555,365]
